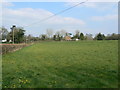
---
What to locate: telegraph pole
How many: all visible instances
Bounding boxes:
[10,25,16,44]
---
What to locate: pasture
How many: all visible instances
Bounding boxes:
[2,40,118,88]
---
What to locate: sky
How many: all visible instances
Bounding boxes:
[1,1,118,37]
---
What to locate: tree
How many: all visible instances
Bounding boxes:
[75,30,80,39]
[95,33,105,40]
[85,34,93,40]
[27,34,32,42]
[46,29,53,39]
[41,34,47,40]
[27,34,39,42]
[16,27,25,43]
[102,34,105,40]
[0,27,8,40]
[55,31,62,41]
[65,32,68,36]
[105,33,118,40]
[60,30,66,37]
[53,35,57,40]
[80,33,84,40]
[8,26,25,43]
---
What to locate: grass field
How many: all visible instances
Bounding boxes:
[2,40,118,88]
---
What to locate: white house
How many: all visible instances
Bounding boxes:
[75,39,79,41]
[2,39,7,43]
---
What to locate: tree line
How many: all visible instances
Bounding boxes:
[0,25,119,43]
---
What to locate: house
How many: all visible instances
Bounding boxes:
[64,36,72,41]
[75,38,79,41]
[2,39,7,43]
[9,40,12,43]
[0,39,12,43]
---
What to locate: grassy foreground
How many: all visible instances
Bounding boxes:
[2,40,118,88]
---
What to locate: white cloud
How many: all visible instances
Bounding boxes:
[65,2,118,11]
[2,2,14,7]
[1,2,117,36]
[91,14,118,21]
[1,0,14,7]
[2,8,85,35]
[3,8,85,25]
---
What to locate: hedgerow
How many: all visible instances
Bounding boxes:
[1,44,29,54]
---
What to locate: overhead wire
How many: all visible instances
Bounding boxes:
[23,0,88,28]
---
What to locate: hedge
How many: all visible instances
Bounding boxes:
[0,44,30,54]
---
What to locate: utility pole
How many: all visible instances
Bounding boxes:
[10,25,16,44]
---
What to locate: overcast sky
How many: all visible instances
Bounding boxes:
[1,1,118,36]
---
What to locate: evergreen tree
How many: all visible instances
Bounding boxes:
[95,33,105,40]
[80,33,84,40]
[8,26,25,43]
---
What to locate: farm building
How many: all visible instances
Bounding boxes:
[64,36,72,41]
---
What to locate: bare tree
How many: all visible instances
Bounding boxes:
[0,26,8,40]
[75,30,80,39]
[46,29,53,38]
[85,34,93,40]
[55,31,60,36]
[60,29,66,37]
[55,31,62,41]
[75,30,80,35]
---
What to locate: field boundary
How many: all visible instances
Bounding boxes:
[0,43,33,54]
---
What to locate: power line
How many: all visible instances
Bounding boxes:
[24,0,88,28]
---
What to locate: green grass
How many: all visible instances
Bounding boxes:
[2,40,118,88]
